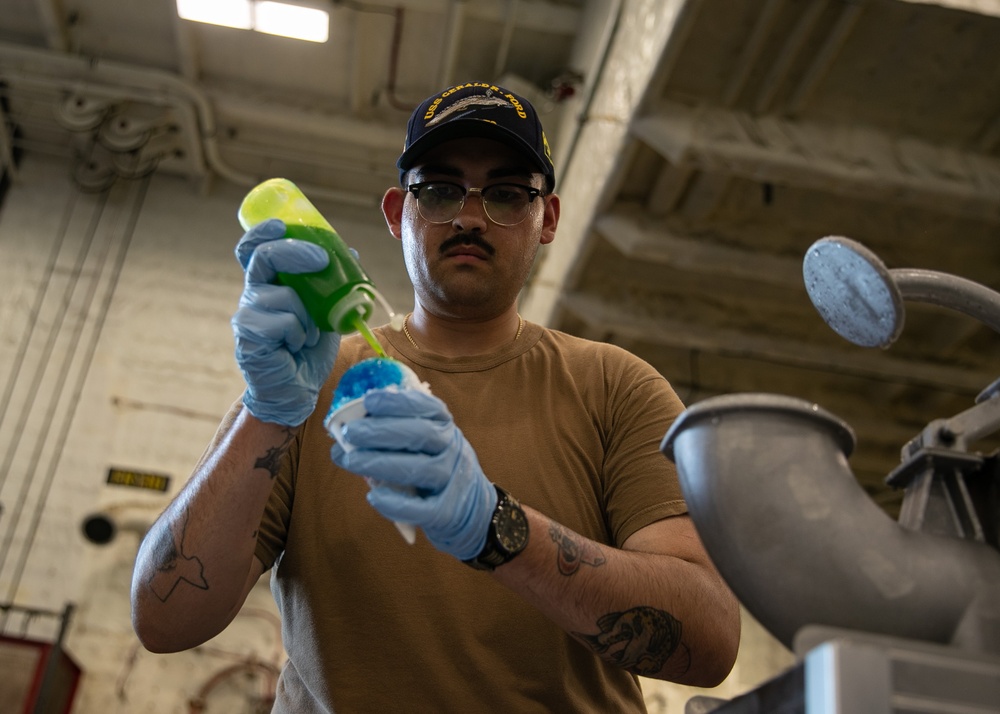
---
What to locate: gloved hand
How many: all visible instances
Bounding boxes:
[232,218,340,426]
[330,389,498,561]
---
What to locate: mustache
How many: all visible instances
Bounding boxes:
[439,233,495,257]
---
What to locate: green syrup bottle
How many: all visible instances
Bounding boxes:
[238,178,401,354]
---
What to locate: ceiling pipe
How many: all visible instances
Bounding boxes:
[0,42,378,206]
[0,103,18,180]
[552,0,623,185]
[32,0,69,52]
[437,0,466,88]
[170,3,202,82]
[5,69,209,183]
[383,7,416,112]
[492,0,519,79]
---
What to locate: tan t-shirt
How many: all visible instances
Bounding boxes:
[254,321,687,713]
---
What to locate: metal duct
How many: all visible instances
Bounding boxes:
[662,393,1000,654]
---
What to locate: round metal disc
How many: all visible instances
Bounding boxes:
[802,236,904,348]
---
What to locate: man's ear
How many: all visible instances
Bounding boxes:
[540,193,560,246]
[382,187,405,240]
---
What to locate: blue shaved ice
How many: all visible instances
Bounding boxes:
[331,358,426,410]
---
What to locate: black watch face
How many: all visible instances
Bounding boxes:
[496,502,528,554]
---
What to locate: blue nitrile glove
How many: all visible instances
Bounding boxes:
[330,389,498,560]
[232,219,340,426]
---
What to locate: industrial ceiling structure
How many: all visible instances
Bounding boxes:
[3,0,1000,513]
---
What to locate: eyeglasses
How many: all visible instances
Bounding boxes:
[406,181,543,226]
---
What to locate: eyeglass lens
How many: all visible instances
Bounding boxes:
[414,183,536,226]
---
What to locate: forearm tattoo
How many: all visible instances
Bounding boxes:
[254,427,295,480]
[144,511,208,602]
[548,523,606,575]
[574,606,691,678]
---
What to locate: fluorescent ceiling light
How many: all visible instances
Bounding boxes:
[256,2,329,42]
[176,0,329,42]
[898,0,1000,17]
[176,0,252,30]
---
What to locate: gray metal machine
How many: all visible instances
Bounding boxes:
[662,237,1000,713]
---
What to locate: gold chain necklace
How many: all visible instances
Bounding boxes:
[402,313,524,351]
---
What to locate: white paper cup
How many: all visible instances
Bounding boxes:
[324,397,368,453]
[324,397,417,545]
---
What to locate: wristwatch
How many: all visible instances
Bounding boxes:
[464,485,529,571]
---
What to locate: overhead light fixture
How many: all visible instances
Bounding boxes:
[176,0,252,29]
[176,0,329,43]
[256,2,329,42]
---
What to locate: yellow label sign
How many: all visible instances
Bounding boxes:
[106,467,170,492]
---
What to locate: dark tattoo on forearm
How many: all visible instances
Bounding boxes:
[548,523,606,575]
[145,512,208,602]
[254,428,295,480]
[573,606,691,677]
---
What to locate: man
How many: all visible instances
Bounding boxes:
[131,83,740,712]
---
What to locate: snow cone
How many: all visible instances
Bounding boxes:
[324,358,431,544]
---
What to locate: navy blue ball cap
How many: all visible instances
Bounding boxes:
[397,83,556,192]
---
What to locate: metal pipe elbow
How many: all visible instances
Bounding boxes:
[661,393,1000,653]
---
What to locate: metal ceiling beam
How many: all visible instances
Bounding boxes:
[348,8,391,114]
[560,292,998,396]
[210,93,401,150]
[31,0,68,52]
[521,0,702,326]
[594,212,802,288]
[721,0,786,107]
[385,0,580,33]
[0,103,16,181]
[786,0,866,114]
[753,0,827,113]
[631,100,1000,223]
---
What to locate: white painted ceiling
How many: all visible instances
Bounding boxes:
[3,0,1000,513]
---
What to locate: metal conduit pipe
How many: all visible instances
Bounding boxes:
[661,393,1000,655]
[893,268,1000,335]
[0,42,381,206]
[552,0,623,184]
[437,0,466,89]
[493,0,519,79]
[2,70,210,180]
[0,43,219,167]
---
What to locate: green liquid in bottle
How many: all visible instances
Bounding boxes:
[239,178,399,353]
[279,224,377,334]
